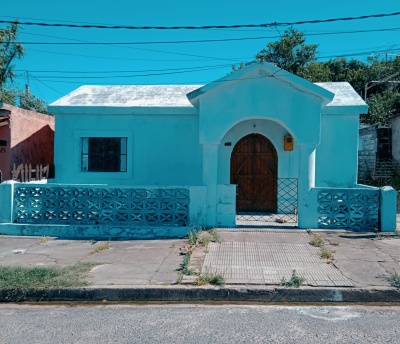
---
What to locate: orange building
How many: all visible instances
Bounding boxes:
[0,103,54,182]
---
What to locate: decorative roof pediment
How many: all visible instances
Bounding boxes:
[186,61,335,108]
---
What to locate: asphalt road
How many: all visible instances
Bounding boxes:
[1,304,400,343]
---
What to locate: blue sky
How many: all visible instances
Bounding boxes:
[1,0,400,104]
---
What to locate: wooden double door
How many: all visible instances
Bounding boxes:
[230,134,277,213]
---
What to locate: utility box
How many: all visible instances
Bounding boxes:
[284,135,294,151]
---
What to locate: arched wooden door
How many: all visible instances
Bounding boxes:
[231,134,277,213]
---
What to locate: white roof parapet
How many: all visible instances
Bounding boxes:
[317,82,368,115]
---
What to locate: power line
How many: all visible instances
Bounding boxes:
[11,26,400,45]
[21,65,231,79]
[15,64,232,74]
[28,48,240,62]
[1,11,400,30]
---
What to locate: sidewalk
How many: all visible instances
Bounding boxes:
[1,226,400,302]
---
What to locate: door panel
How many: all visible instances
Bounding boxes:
[231,134,277,213]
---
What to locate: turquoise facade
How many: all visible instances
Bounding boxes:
[0,61,394,235]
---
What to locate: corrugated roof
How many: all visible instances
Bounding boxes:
[50,85,202,107]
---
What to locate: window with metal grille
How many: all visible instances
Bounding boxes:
[81,137,127,172]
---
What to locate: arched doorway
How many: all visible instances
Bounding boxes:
[230,134,277,213]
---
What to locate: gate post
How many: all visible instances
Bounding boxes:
[297,144,318,228]
[380,186,397,232]
[202,143,219,226]
[0,182,14,223]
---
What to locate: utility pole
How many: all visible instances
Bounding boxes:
[25,71,30,98]
[364,72,400,100]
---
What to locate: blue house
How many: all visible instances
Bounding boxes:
[0,62,396,238]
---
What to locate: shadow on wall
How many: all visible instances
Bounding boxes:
[10,124,54,175]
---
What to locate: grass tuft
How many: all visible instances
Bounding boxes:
[210,228,222,243]
[90,241,111,254]
[0,263,98,290]
[281,270,306,288]
[187,228,199,246]
[194,271,225,286]
[388,271,400,288]
[199,234,211,247]
[38,236,49,245]
[309,234,324,247]
[320,248,334,261]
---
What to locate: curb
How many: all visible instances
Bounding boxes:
[1,286,400,303]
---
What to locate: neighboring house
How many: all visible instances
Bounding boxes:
[0,62,397,238]
[358,125,396,183]
[390,114,400,164]
[0,103,54,182]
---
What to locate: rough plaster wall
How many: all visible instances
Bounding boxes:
[358,125,377,181]
[391,117,400,163]
[6,104,55,168]
[0,125,11,180]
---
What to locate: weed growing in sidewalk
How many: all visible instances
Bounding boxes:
[194,271,225,286]
[38,236,49,245]
[199,234,211,247]
[388,271,400,288]
[90,241,111,254]
[187,228,199,245]
[309,234,324,247]
[320,248,334,261]
[281,270,305,288]
[210,228,222,243]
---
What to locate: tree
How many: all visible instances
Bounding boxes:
[255,27,318,75]
[0,22,48,114]
[363,91,400,125]
[252,28,400,125]
[20,92,48,114]
[0,22,24,87]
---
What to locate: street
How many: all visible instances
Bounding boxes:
[1,304,400,343]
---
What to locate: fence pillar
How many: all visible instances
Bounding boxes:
[297,144,318,228]
[202,143,219,226]
[0,182,14,223]
[380,186,397,232]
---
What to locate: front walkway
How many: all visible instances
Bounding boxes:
[202,232,353,287]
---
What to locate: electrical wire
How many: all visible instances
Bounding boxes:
[1,11,400,30]
[12,27,400,45]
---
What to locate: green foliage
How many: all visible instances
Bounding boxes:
[0,87,15,104]
[309,234,324,247]
[252,28,400,125]
[0,22,48,114]
[187,228,199,245]
[255,27,318,75]
[0,263,98,290]
[320,248,334,261]
[0,87,48,114]
[194,271,225,286]
[363,91,400,125]
[387,271,400,288]
[209,228,222,243]
[199,234,211,247]
[0,21,24,87]
[281,270,306,288]
[19,92,48,114]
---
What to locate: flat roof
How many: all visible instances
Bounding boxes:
[50,82,367,113]
[50,85,201,107]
